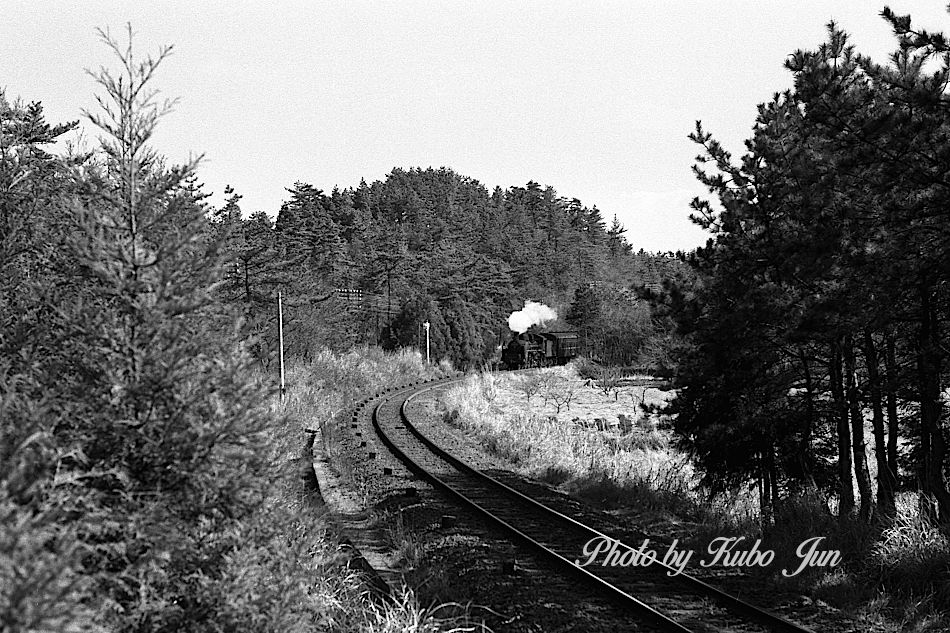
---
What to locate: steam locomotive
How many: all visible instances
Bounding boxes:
[501,330,580,369]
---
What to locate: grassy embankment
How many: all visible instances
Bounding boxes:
[279,347,452,501]
[256,346,465,632]
[439,366,950,632]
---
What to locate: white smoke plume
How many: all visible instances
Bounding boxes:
[508,300,557,334]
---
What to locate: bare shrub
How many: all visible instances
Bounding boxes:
[479,373,498,403]
[595,365,623,400]
[516,370,543,403]
[535,370,559,406]
[544,374,580,413]
[632,386,648,409]
[440,373,706,521]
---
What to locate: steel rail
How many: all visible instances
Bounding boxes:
[372,381,693,632]
[399,386,816,633]
[373,380,817,633]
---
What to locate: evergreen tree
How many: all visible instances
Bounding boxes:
[670,15,950,524]
[0,90,91,633]
[67,27,270,627]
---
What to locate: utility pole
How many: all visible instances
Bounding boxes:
[278,289,285,402]
[423,320,430,364]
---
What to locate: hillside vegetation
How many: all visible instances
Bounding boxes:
[213,167,691,369]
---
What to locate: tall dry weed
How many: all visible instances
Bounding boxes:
[254,347,461,631]
[870,496,950,604]
[444,371,950,629]
[441,372,706,517]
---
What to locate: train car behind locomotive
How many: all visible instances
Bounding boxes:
[501,330,579,369]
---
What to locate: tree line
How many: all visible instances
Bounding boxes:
[666,9,950,525]
[211,166,691,369]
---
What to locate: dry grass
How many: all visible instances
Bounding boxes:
[385,510,425,573]
[869,495,950,605]
[277,346,452,499]
[791,494,950,632]
[261,355,950,631]
[249,346,464,632]
[354,585,488,633]
[439,366,950,631]
[440,368,715,522]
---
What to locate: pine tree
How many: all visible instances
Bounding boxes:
[0,90,91,633]
[66,26,270,627]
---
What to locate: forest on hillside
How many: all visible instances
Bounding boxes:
[213,168,692,370]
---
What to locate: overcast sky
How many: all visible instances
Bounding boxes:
[4,1,949,252]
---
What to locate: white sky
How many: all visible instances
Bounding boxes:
[4,1,948,252]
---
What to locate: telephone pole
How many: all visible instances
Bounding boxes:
[423,320,430,364]
[278,289,285,402]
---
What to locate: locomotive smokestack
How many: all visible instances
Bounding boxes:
[507,300,557,334]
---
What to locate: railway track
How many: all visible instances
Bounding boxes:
[369,379,818,633]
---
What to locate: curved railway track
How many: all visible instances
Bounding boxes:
[366,379,819,633]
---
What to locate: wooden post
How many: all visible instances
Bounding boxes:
[278,289,285,402]
[424,320,430,364]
